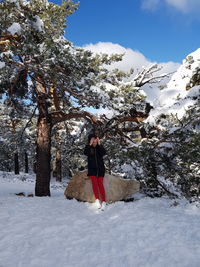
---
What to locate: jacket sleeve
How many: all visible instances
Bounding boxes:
[97,145,106,156]
[84,145,91,156]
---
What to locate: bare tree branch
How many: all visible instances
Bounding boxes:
[51,110,98,126]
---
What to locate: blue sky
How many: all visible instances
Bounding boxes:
[52,0,200,63]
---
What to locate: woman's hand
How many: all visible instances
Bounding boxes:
[90,137,95,146]
[97,137,100,145]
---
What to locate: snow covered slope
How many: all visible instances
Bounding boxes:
[147,48,200,124]
[0,172,200,267]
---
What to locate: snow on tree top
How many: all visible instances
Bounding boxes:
[32,15,44,32]
[7,22,21,35]
[7,16,44,35]
[0,62,5,69]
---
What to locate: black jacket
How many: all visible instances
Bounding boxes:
[84,144,106,177]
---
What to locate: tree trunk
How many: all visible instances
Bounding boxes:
[24,151,29,173]
[14,152,19,175]
[35,115,52,196]
[55,150,62,182]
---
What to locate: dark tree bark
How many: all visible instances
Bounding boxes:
[55,150,62,182]
[35,94,52,197]
[14,152,19,175]
[35,115,52,196]
[140,127,147,138]
[33,160,36,173]
[24,151,29,173]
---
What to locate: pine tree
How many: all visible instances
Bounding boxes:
[0,0,171,196]
[0,0,131,195]
[111,49,200,201]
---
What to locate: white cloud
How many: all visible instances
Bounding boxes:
[141,0,160,11]
[166,0,187,12]
[141,0,200,14]
[83,42,151,72]
[83,42,180,103]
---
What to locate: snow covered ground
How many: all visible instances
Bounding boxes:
[0,171,200,267]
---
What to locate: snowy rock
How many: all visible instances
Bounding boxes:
[64,170,140,202]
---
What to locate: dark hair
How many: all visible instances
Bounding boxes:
[88,134,97,143]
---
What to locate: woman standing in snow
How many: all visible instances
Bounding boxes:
[84,134,107,210]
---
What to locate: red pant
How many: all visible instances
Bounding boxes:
[90,176,106,202]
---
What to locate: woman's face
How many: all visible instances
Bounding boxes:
[91,138,98,147]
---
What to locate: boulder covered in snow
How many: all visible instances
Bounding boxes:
[64,170,140,203]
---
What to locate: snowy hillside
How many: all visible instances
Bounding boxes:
[0,172,200,267]
[147,48,200,124]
